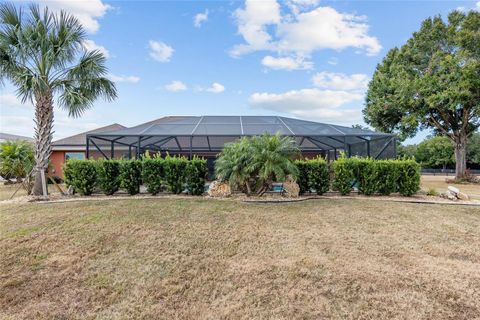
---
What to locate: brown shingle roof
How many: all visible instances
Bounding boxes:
[52,123,125,146]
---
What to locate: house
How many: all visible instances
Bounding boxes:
[50,123,125,179]
[49,116,396,179]
[0,132,33,143]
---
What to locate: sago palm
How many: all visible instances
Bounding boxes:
[0,3,117,195]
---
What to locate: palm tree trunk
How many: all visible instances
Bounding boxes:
[32,92,54,196]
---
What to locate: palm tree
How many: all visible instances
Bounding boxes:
[0,3,117,195]
[249,133,299,196]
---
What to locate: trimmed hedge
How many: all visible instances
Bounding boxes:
[142,157,165,195]
[63,159,97,195]
[164,155,188,194]
[97,160,120,195]
[397,159,421,196]
[330,156,420,196]
[185,156,207,195]
[376,160,398,195]
[295,157,329,195]
[331,156,354,195]
[295,160,310,194]
[119,160,142,195]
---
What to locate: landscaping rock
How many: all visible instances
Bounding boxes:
[208,181,231,197]
[448,186,460,194]
[456,191,469,201]
[282,175,300,198]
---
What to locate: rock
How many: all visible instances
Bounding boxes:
[208,181,231,197]
[448,186,460,194]
[447,191,458,201]
[456,191,469,201]
[282,175,300,198]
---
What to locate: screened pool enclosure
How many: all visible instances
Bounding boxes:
[86,116,396,160]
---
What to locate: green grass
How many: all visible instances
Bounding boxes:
[1,198,479,319]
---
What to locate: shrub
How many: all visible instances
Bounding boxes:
[397,159,421,196]
[308,157,330,195]
[355,158,378,196]
[426,187,438,196]
[142,156,165,195]
[332,155,354,195]
[185,156,207,195]
[119,160,142,195]
[216,134,299,196]
[63,159,97,195]
[97,160,120,195]
[295,160,310,194]
[164,154,188,194]
[376,160,399,195]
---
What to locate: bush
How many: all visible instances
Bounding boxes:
[97,160,120,195]
[119,160,142,195]
[164,155,188,194]
[376,160,399,195]
[185,156,207,195]
[355,158,378,196]
[308,157,330,195]
[142,156,165,195]
[397,159,421,196]
[332,155,354,195]
[63,159,97,195]
[294,160,310,194]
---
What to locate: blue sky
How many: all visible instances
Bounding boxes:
[1,0,479,143]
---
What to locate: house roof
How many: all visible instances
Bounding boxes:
[0,132,33,143]
[52,123,125,147]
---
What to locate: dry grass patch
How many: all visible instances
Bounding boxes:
[421,175,480,200]
[1,198,479,319]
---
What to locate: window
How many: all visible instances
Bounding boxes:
[65,152,85,161]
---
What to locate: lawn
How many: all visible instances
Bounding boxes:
[421,175,480,200]
[1,198,479,319]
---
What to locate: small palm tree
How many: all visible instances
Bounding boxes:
[215,138,253,194]
[249,133,299,195]
[0,3,117,195]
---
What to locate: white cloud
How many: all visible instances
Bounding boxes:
[206,82,225,93]
[148,40,174,62]
[35,0,111,34]
[108,74,140,83]
[231,1,381,58]
[82,40,110,58]
[312,72,369,90]
[0,94,32,109]
[477,1,480,10]
[249,88,363,122]
[230,0,281,56]
[164,81,187,92]
[194,10,209,28]
[261,55,313,70]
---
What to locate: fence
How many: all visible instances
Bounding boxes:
[421,168,480,176]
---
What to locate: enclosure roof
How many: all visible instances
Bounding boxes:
[91,116,392,137]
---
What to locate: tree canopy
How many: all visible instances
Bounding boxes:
[364,10,480,178]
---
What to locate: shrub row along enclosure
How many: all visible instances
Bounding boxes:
[64,154,207,196]
[305,156,420,197]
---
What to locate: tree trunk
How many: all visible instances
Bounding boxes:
[31,92,54,196]
[453,133,467,179]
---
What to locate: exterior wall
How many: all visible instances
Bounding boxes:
[49,149,127,179]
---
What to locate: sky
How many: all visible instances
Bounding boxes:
[1,0,479,144]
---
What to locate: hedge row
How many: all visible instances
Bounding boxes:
[296,156,420,197]
[64,155,207,196]
[295,157,329,195]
